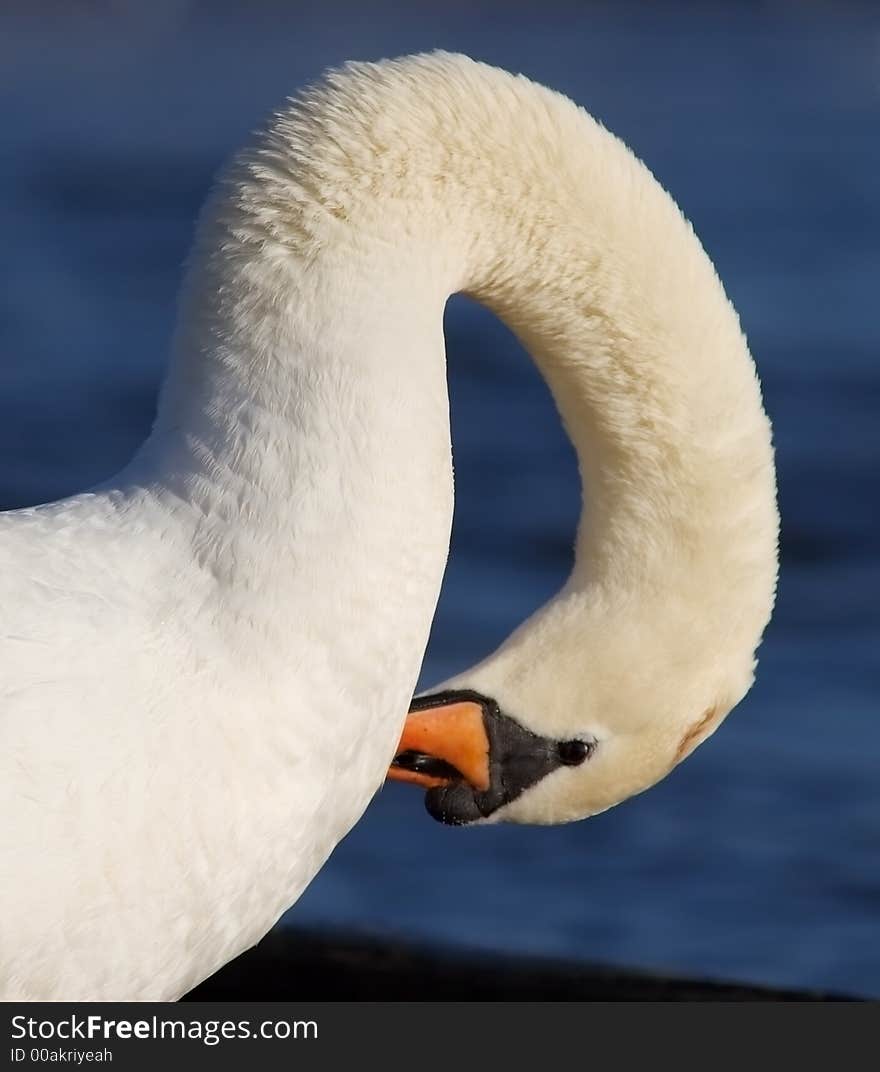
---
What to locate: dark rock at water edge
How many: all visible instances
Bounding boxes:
[184,928,853,1002]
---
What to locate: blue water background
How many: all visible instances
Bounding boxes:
[1,2,877,996]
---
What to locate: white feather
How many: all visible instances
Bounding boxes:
[0,53,777,999]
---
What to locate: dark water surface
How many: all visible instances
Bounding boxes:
[1,3,877,996]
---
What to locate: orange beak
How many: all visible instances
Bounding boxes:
[387,699,491,792]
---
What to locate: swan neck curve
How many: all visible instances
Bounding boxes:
[148,53,777,727]
[160,54,775,603]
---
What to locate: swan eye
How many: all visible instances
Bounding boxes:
[557,739,591,766]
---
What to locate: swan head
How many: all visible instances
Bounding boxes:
[388,594,763,825]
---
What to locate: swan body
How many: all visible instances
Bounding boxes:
[0,53,777,1000]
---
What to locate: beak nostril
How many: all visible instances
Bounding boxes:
[557,739,591,766]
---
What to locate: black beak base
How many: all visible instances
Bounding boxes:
[410,689,593,826]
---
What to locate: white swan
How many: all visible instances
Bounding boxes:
[0,53,778,1000]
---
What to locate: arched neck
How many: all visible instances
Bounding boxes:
[137,54,776,650]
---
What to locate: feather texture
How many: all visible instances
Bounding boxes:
[0,53,777,999]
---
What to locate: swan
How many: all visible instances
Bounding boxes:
[0,52,778,1001]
